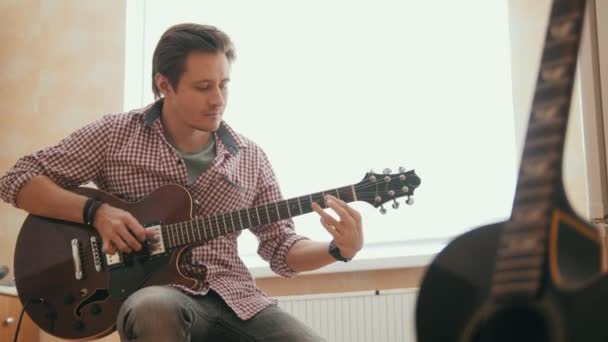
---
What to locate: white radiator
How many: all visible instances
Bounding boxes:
[276,288,418,342]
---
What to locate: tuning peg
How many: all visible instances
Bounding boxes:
[383,168,392,174]
[398,166,406,173]
[406,196,415,205]
[374,196,382,203]
[379,206,387,214]
[392,199,400,209]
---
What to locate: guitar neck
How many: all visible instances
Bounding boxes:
[491,0,587,301]
[160,185,357,249]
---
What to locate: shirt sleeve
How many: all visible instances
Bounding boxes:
[249,149,309,278]
[0,115,115,207]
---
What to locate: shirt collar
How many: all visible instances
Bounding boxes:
[141,98,248,155]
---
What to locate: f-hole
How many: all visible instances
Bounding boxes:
[75,289,109,316]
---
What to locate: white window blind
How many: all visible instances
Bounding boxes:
[124,0,516,272]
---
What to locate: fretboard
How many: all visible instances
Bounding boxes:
[159,185,357,249]
[491,0,587,301]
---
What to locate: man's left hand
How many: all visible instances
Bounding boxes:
[312,195,363,259]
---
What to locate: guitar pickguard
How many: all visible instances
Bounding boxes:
[108,251,173,299]
[549,209,603,289]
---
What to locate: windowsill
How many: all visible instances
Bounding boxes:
[244,237,450,279]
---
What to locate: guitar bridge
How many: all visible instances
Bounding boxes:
[145,224,165,256]
[90,236,103,272]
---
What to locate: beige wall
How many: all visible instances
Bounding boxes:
[0,1,126,341]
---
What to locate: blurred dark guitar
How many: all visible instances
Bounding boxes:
[13,169,421,340]
[416,1,608,341]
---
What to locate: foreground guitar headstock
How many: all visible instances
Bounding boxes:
[355,167,421,213]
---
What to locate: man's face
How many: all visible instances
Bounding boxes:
[162,52,231,132]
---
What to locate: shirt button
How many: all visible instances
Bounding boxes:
[194,199,201,205]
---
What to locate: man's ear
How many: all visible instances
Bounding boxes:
[154,72,172,97]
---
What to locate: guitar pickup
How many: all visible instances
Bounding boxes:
[71,239,84,280]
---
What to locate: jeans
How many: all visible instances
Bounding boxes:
[117,286,325,342]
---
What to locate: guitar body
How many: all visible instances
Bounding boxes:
[14,185,198,340]
[415,0,604,340]
[416,206,608,342]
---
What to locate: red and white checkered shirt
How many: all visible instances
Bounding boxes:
[0,100,309,320]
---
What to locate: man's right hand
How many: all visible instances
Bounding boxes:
[93,204,155,255]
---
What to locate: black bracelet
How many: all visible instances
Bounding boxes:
[82,198,95,225]
[85,199,104,226]
[328,240,351,262]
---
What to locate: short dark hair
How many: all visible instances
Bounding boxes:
[151,23,236,99]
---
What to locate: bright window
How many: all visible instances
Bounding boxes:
[124,0,516,273]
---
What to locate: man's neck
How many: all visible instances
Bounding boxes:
[160,110,212,154]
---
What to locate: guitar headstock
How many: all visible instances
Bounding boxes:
[355,167,421,214]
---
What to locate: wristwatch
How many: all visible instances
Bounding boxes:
[328,240,351,262]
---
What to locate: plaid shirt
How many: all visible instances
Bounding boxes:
[0,100,308,320]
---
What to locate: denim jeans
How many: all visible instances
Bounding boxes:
[117,286,325,342]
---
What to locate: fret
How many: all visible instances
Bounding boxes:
[166,225,173,247]
[511,204,551,225]
[515,185,554,203]
[494,255,544,272]
[286,199,298,217]
[285,200,292,218]
[297,197,304,214]
[525,135,563,150]
[337,186,354,202]
[531,97,567,122]
[201,219,208,240]
[333,188,340,200]
[536,76,572,92]
[491,281,539,297]
[190,222,196,243]
[310,192,325,208]
[247,208,258,227]
[255,207,263,226]
[496,244,545,259]
[237,209,244,230]
[172,224,179,246]
[493,269,543,283]
[178,222,185,245]
[265,203,272,223]
[549,12,580,41]
[229,212,236,232]
[184,222,191,243]
[500,231,546,253]
[222,214,228,234]
[520,158,559,179]
[207,217,213,237]
[189,221,196,243]
[213,216,220,236]
[274,202,281,221]
[299,195,313,214]
[245,208,253,227]
[527,116,567,132]
[351,185,358,201]
[237,210,245,229]
[195,219,202,241]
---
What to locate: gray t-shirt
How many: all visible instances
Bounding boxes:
[173,134,216,185]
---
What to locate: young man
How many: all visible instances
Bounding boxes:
[0,24,363,341]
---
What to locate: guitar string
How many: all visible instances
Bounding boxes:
[77,173,419,266]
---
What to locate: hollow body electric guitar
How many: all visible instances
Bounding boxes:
[416,1,608,341]
[14,168,420,340]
